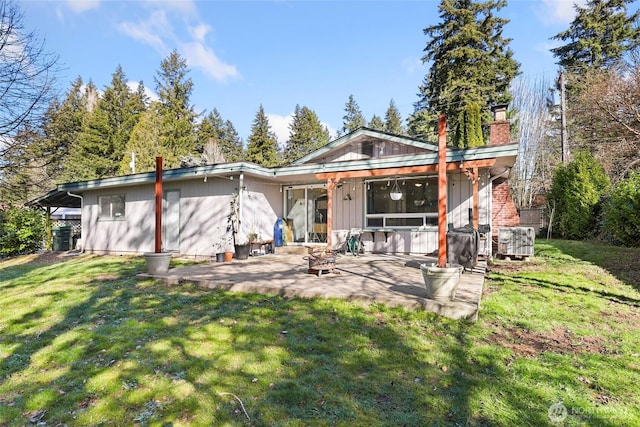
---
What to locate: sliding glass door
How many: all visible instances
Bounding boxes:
[284,185,327,244]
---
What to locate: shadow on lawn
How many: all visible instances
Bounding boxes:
[1,255,625,426]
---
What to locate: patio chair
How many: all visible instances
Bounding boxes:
[346,228,363,256]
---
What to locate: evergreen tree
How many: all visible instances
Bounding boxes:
[384,99,404,135]
[154,50,197,168]
[284,105,330,163]
[368,115,385,131]
[551,0,640,72]
[245,105,279,167]
[0,126,46,204]
[454,102,483,148]
[549,151,609,239]
[64,83,112,180]
[411,0,520,147]
[119,103,165,173]
[197,109,244,163]
[39,77,89,183]
[341,94,366,135]
[64,67,147,180]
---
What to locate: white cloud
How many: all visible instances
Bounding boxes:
[65,0,100,13]
[537,0,587,25]
[181,24,238,82]
[126,81,159,103]
[118,10,171,54]
[402,56,423,74]
[266,112,293,144]
[117,8,238,82]
[189,24,211,42]
[141,0,197,15]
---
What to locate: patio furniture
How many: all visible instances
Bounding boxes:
[347,228,363,256]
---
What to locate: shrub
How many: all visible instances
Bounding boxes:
[549,151,609,239]
[0,206,45,256]
[603,171,640,247]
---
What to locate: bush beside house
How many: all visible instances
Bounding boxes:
[0,207,45,256]
[603,171,640,247]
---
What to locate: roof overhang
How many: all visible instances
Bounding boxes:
[26,188,83,208]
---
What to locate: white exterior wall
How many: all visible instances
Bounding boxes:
[81,176,281,257]
[82,184,155,254]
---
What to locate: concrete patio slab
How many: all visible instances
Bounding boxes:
[138,253,486,321]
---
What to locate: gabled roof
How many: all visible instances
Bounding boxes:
[292,127,442,165]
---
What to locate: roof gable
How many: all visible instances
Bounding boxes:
[292,128,443,165]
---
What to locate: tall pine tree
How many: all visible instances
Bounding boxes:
[41,77,90,183]
[245,105,279,167]
[384,99,404,134]
[155,50,197,168]
[411,0,519,146]
[368,115,385,131]
[119,103,165,173]
[197,109,244,163]
[65,67,147,180]
[341,95,366,135]
[284,105,330,164]
[551,0,640,72]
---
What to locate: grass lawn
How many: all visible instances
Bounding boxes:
[0,240,639,426]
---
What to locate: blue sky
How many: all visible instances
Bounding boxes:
[19,0,584,144]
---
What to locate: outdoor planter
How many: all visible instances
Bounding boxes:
[215,253,225,263]
[144,252,172,274]
[224,251,234,262]
[234,244,250,260]
[420,263,463,301]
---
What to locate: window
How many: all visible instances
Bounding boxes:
[361,141,374,158]
[365,177,438,228]
[99,194,125,219]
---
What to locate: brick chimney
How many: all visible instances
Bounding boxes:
[489,104,511,146]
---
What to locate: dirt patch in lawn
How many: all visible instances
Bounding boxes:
[484,326,606,358]
[23,251,82,265]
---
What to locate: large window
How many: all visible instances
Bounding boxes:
[99,194,125,219]
[365,176,438,228]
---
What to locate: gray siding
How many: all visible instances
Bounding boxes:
[82,176,281,257]
[318,140,431,163]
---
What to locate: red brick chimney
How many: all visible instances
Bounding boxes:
[490,104,511,146]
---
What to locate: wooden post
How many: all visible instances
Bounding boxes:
[326,178,335,249]
[438,115,447,268]
[472,167,479,230]
[155,156,163,253]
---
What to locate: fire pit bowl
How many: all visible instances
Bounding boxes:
[304,251,337,276]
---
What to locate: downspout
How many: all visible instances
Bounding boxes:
[67,191,84,252]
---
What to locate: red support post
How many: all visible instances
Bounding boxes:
[155,157,163,253]
[437,115,447,268]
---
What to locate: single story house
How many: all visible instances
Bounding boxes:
[29,108,520,257]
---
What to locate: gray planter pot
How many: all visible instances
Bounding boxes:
[420,263,463,301]
[144,252,172,274]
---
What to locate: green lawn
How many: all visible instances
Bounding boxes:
[0,241,638,426]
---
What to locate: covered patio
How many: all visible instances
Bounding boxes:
[138,252,487,321]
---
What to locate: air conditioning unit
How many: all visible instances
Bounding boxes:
[497,227,535,258]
